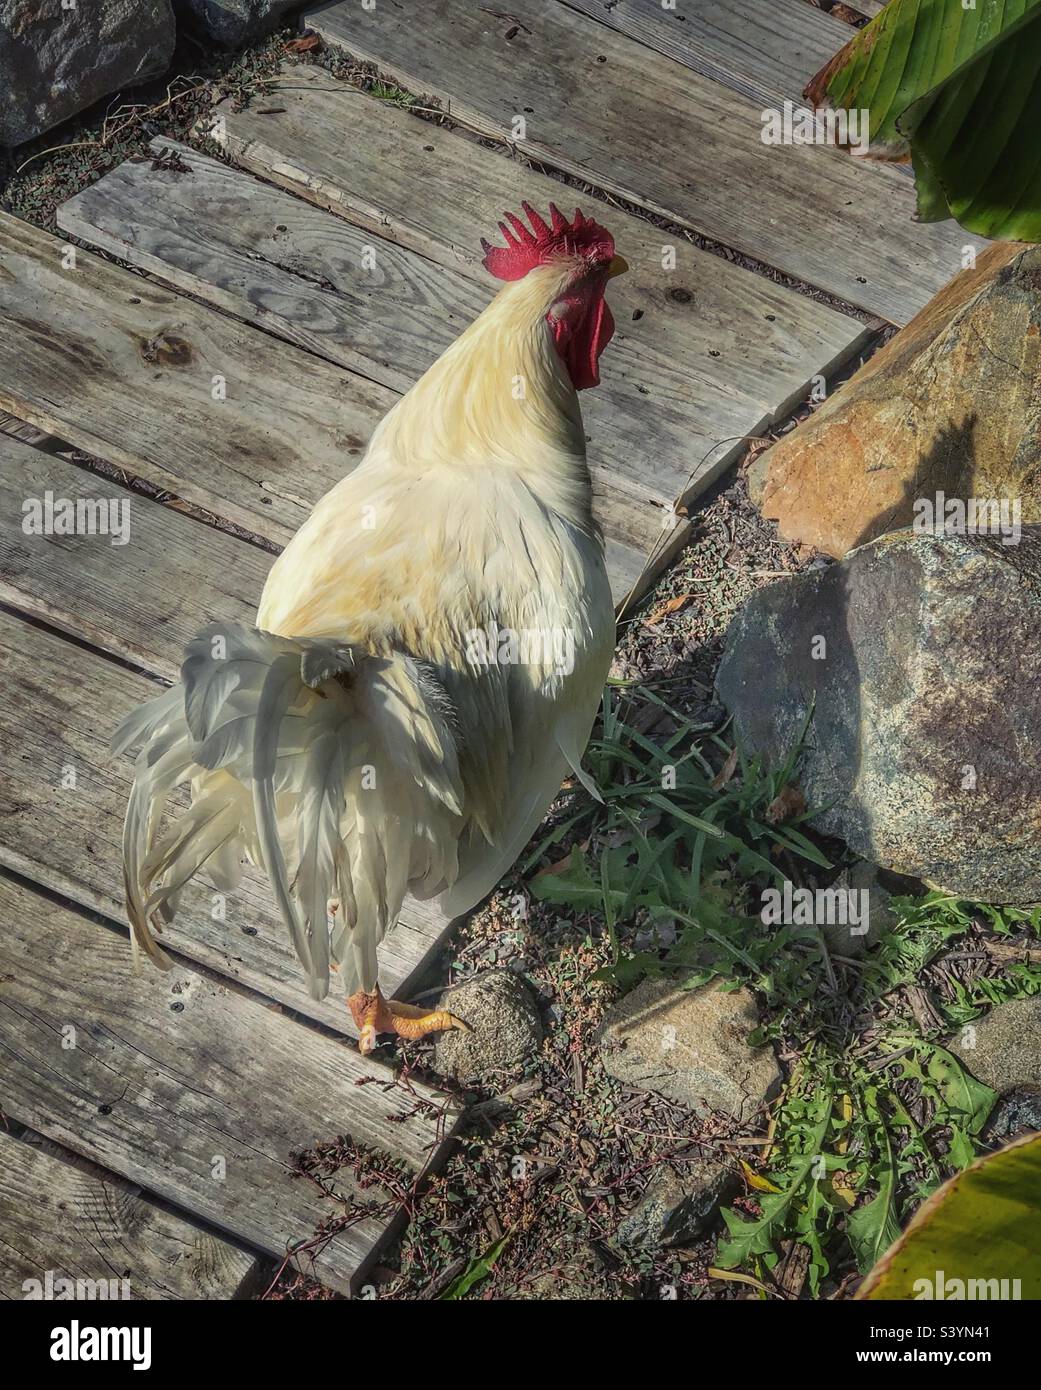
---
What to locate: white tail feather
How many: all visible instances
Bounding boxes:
[114,622,464,999]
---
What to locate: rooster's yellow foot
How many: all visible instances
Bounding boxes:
[347,985,471,1055]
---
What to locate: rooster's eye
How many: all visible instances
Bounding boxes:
[546,303,577,350]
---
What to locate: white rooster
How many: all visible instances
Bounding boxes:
[115,202,626,1052]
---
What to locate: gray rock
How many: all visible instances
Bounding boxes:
[983,1087,1041,1143]
[432,970,542,1082]
[598,977,781,1121]
[0,1,176,147]
[174,0,300,46]
[616,1159,735,1251]
[949,998,1041,1093]
[716,527,1041,903]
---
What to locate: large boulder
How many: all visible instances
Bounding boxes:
[598,977,781,1122]
[0,1,176,147]
[749,243,1041,557]
[716,527,1041,902]
[173,0,300,46]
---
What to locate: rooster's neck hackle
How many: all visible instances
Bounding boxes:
[371,260,596,530]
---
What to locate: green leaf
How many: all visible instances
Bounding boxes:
[807,0,1041,239]
[923,1042,998,1135]
[764,824,833,869]
[528,845,602,909]
[645,792,727,838]
[716,1093,834,1271]
[847,1090,903,1274]
[440,1235,510,1300]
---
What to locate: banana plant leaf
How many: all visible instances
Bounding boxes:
[806,0,1041,240]
[857,1131,1041,1299]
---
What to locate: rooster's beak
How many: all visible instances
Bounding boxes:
[607,255,629,278]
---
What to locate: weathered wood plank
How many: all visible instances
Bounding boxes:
[0,874,459,1295]
[208,65,871,465]
[0,436,262,674]
[304,0,972,322]
[60,140,491,399]
[0,589,443,1034]
[566,3,912,175]
[0,210,647,600]
[59,139,721,532]
[0,1130,260,1300]
[562,0,851,107]
[0,209,390,549]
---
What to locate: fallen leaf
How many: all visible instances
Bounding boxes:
[828,1170,859,1211]
[535,839,590,877]
[643,593,693,626]
[836,1092,853,1154]
[765,784,807,824]
[711,746,739,791]
[706,1266,774,1296]
[740,1159,782,1193]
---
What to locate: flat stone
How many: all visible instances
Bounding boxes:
[949,998,1041,1093]
[616,1159,736,1251]
[598,977,781,1121]
[1,0,176,146]
[716,526,1041,903]
[752,243,1041,558]
[432,969,542,1083]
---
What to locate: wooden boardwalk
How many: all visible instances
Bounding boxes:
[0,0,965,1297]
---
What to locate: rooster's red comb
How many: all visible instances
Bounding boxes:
[480,201,615,281]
